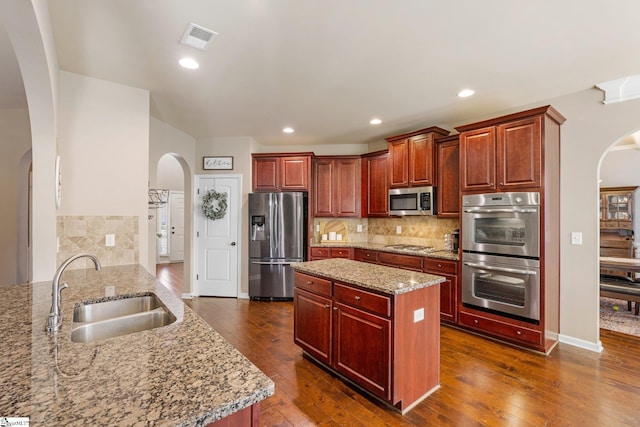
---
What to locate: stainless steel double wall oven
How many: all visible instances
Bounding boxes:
[461,192,541,323]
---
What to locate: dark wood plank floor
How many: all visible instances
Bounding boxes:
[157,263,640,426]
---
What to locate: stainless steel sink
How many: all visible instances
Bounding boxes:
[70,293,176,343]
[73,294,165,323]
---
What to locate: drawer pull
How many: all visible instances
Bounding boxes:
[366,254,370,257]
[354,296,361,301]
[333,307,338,311]
[474,319,479,324]
[324,304,330,309]
[516,330,522,335]
[438,263,442,268]
[307,281,313,285]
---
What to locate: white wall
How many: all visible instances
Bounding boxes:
[156,155,184,191]
[0,108,31,284]
[149,116,195,293]
[57,71,150,268]
[1,0,59,282]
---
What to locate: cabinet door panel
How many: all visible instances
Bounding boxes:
[409,134,435,186]
[313,159,334,216]
[333,303,391,400]
[436,138,460,217]
[294,288,332,365]
[364,153,389,217]
[335,158,361,217]
[281,157,309,190]
[378,252,423,271]
[389,140,409,188]
[497,117,542,189]
[252,157,279,192]
[460,127,496,192]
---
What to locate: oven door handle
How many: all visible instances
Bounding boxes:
[463,262,538,275]
[463,208,537,214]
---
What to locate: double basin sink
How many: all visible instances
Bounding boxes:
[70,293,176,343]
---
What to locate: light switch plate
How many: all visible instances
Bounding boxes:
[357,224,363,233]
[396,226,402,234]
[570,231,582,245]
[105,234,116,247]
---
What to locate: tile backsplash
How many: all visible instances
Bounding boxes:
[57,216,139,268]
[312,216,459,249]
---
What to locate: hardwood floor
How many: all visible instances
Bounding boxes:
[156,263,640,426]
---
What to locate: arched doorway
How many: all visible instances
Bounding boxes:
[597,131,640,337]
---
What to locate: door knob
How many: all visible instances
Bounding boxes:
[230,242,236,246]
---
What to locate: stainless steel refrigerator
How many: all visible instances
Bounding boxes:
[249,192,307,299]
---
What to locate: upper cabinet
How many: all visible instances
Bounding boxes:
[456,106,566,194]
[313,156,361,218]
[436,134,460,218]
[252,153,312,192]
[385,127,450,188]
[600,186,636,230]
[361,150,389,217]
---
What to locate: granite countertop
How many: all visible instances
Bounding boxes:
[0,265,274,426]
[291,258,445,295]
[310,241,460,261]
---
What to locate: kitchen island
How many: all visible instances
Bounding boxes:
[291,258,444,413]
[0,264,274,426]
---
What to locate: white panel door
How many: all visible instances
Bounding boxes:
[196,176,239,297]
[169,191,184,262]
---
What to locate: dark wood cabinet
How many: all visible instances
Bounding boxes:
[293,269,440,412]
[252,153,311,192]
[378,251,423,272]
[456,105,566,353]
[386,127,449,189]
[353,248,379,264]
[423,258,458,323]
[313,156,361,217]
[310,247,353,260]
[361,150,389,217]
[436,135,460,218]
[457,108,563,193]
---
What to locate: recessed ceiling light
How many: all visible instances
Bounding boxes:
[179,58,200,69]
[457,89,475,98]
[283,127,294,134]
[370,118,382,125]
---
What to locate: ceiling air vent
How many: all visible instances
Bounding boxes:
[180,23,218,51]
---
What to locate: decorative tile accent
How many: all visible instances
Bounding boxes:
[57,216,139,268]
[312,216,459,250]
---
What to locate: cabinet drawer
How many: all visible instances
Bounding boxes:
[423,258,457,275]
[334,283,391,317]
[619,221,633,230]
[310,247,331,259]
[331,248,352,259]
[459,311,541,346]
[354,248,379,264]
[378,252,423,271]
[294,272,332,297]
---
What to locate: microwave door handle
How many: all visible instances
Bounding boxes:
[464,262,538,275]
[463,208,537,214]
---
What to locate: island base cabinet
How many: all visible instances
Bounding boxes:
[293,271,441,413]
[205,403,260,427]
[334,302,391,401]
[293,288,332,365]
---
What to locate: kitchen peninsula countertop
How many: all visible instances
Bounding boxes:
[0,265,274,426]
[291,258,445,295]
[310,241,459,261]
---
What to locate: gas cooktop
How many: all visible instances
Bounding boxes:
[384,244,437,253]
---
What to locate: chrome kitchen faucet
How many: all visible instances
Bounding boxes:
[46,253,101,333]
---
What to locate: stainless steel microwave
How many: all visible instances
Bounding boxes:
[388,186,437,216]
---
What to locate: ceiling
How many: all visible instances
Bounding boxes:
[4,1,640,146]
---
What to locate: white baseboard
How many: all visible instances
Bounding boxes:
[181,293,193,300]
[238,292,250,300]
[558,334,603,353]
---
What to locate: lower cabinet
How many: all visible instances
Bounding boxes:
[310,247,353,260]
[423,258,458,324]
[293,271,439,412]
[459,310,542,348]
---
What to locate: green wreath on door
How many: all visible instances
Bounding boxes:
[202,190,228,220]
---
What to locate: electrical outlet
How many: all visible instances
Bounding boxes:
[315,224,320,232]
[356,224,363,233]
[413,308,424,323]
[105,285,115,297]
[105,234,116,247]
[396,226,402,234]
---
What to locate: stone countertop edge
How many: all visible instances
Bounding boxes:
[291,258,445,295]
[309,241,460,261]
[0,264,274,427]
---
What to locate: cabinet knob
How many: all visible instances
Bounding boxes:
[354,296,361,301]
[516,330,522,335]
[438,263,442,268]
[366,254,370,257]
[307,281,313,285]
[500,182,504,187]
[324,304,330,309]
[333,307,338,311]
[474,319,479,324]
